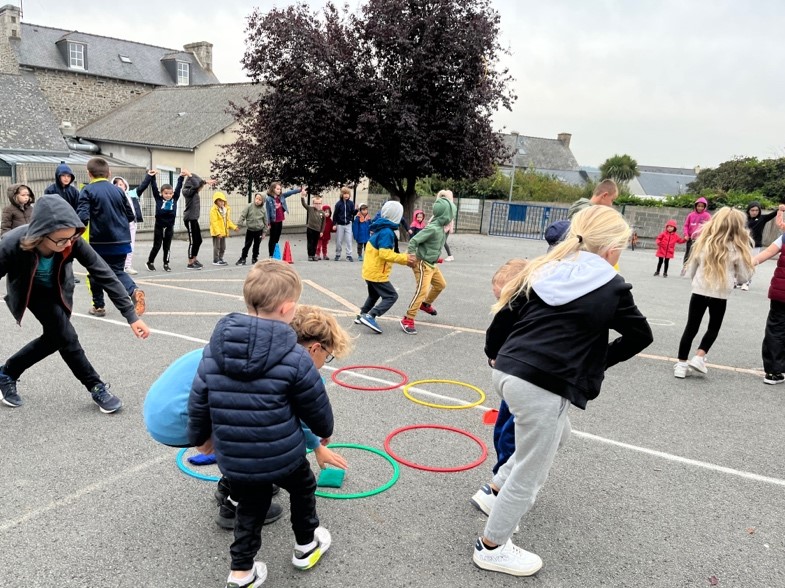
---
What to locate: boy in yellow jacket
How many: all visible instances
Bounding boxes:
[209,192,238,266]
[355,201,415,334]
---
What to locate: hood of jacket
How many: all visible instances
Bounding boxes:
[369,217,400,234]
[531,251,618,306]
[411,209,426,228]
[213,191,228,204]
[111,176,129,193]
[322,204,332,215]
[7,183,35,207]
[694,197,708,210]
[665,219,678,229]
[431,197,454,226]
[208,313,298,381]
[746,201,762,216]
[55,163,76,189]
[25,195,85,240]
[379,201,403,224]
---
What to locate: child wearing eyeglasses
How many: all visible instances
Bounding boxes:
[0,195,150,412]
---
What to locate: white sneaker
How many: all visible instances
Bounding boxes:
[741,283,750,291]
[674,362,689,379]
[125,267,138,275]
[473,538,543,577]
[292,526,331,570]
[688,355,707,374]
[470,484,496,516]
[444,255,454,262]
[226,561,267,587]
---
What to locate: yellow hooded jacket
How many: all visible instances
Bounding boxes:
[209,192,237,237]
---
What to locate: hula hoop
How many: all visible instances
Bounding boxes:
[384,424,487,473]
[331,365,409,391]
[176,448,221,482]
[311,443,400,499]
[403,379,486,409]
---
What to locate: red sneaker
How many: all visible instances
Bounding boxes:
[400,317,417,335]
[419,302,438,316]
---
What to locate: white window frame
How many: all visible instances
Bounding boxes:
[69,42,85,70]
[176,61,189,86]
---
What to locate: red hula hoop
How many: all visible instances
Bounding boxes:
[383,424,488,473]
[331,365,409,391]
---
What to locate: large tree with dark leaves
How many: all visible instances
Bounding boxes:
[212,0,514,219]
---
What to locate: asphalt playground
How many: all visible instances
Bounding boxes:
[1,232,784,588]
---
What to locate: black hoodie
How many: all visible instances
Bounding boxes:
[745,201,778,248]
[0,196,138,325]
[43,163,80,211]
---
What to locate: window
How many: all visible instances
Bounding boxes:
[69,42,85,69]
[119,55,132,63]
[176,61,189,86]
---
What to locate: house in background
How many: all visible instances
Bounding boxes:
[499,132,580,177]
[627,165,698,198]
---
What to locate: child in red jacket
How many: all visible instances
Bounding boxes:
[654,219,686,277]
[317,205,334,260]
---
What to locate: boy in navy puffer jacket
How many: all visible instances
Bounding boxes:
[188,260,335,587]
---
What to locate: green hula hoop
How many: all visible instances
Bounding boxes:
[311,443,400,500]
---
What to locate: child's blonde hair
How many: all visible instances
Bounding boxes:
[243,260,302,314]
[493,206,630,312]
[290,305,353,358]
[492,258,528,293]
[688,207,753,291]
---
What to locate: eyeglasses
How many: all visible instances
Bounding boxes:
[45,234,80,247]
[308,343,334,363]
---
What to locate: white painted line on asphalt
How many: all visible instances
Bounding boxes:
[73,313,211,345]
[303,279,359,312]
[134,280,244,301]
[0,455,170,533]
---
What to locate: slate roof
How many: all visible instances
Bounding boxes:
[11,23,219,86]
[0,73,68,154]
[77,83,263,150]
[500,133,580,171]
[637,170,696,197]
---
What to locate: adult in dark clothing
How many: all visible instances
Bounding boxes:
[43,163,80,211]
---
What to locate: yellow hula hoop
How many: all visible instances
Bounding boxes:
[402,379,486,410]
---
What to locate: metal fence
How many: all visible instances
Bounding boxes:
[488,202,569,240]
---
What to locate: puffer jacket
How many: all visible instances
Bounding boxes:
[2,184,34,236]
[187,313,334,483]
[43,163,80,210]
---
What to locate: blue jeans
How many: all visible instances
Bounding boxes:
[91,254,136,309]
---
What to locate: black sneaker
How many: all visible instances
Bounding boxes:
[0,368,22,407]
[146,261,156,271]
[764,373,785,385]
[90,383,122,413]
[236,258,246,266]
[194,260,204,268]
[251,258,258,264]
[216,498,284,530]
[187,263,202,270]
[163,264,171,272]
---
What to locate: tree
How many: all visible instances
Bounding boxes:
[599,154,640,185]
[212,0,515,221]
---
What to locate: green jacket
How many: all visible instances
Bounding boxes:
[238,201,267,232]
[407,198,455,265]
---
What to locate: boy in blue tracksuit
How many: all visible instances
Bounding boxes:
[44,163,80,211]
[77,157,145,318]
[136,169,185,272]
[188,261,337,586]
[352,203,372,261]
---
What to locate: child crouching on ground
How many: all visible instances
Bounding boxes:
[471,206,652,577]
[401,197,457,334]
[188,261,337,587]
[355,201,416,334]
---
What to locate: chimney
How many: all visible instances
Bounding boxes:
[557,132,572,148]
[0,4,21,74]
[694,165,701,175]
[184,41,213,73]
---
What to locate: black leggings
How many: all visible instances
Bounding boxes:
[678,293,727,360]
[306,228,320,257]
[443,232,452,257]
[240,229,263,261]
[268,222,283,257]
[656,257,670,274]
[683,239,694,266]
[185,219,202,259]
[148,221,174,265]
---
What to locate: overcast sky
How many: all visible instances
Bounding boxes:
[21,0,785,169]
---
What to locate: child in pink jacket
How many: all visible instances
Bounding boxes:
[654,219,686,277]
[681,197,711,275]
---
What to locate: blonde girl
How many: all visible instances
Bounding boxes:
[472,206,652,577]
[674,207,754,378]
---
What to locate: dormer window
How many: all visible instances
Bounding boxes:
[69,42,85,69]
[177,61,190,86]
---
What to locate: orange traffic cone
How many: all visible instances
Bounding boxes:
[282,241,294,264]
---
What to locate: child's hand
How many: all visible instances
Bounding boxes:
[206,178,217,187]
[408,229,413,235]
[180,169,189,177]
[313,445,348,470]
[147,169,157,176]
[235,227,240,232]
[406,254,417,267]
[130,319,150,339]
[197,438,214,455]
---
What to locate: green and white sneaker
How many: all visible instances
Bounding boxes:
[292,526,331,570]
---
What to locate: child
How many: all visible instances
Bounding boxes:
[76,157,145,318]
[681,196,711,274]
[472,206,653,577]
[301,194,326,261]
[356,201,416,334]
[543,219,570,252]
[209,192,239,266]
[317,205,334,260]
[401,196,456,334]
[236,193,268,266]
[751,205,785,384]
[188,261,336,586]
[143,304,352,530]
[435,189,456,261]
[0,195,150,411]
[43,163,80,211]
[112,176,142,275]
[333,187,356,261]
[183,171,217,270]
[741,201,778,290]
[408,209,426,238]
[138,169,185,272]
[484,258,528,477]
[674,207,754,378]
[265,182,305,258]
[2,184,34,236]
[653,219,686,277]
[352,203,372,261]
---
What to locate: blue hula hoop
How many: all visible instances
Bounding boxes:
[176,448,221,482]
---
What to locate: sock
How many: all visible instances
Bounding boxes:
[228,569,255,585]
[481,538,500,550]
[296,538,318,554]
[489,486,499,496]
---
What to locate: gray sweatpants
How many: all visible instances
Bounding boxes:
[483,370,572,545]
